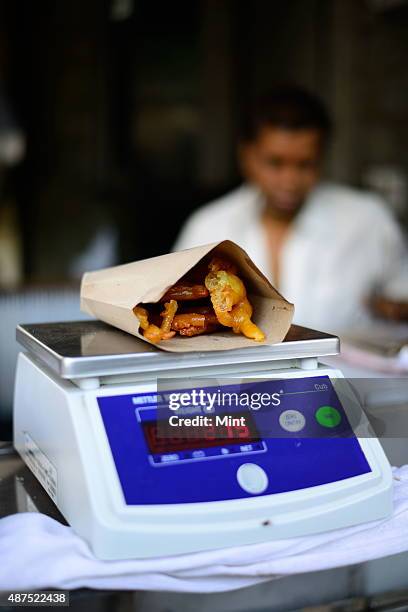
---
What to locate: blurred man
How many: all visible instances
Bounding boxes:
[174,86,408,332]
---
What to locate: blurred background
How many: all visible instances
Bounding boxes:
[1,0,408,426]
[1,0,408,281]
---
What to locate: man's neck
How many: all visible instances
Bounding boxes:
[261,206,294,289]
[261,203,296,227]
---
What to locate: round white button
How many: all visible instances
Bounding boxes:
[236,463,268,495]
[279,410,306,432]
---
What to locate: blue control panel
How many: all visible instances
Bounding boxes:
[98,376,371,505]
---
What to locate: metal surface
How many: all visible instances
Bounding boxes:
[0,452,66,522]
[16,320,340,380]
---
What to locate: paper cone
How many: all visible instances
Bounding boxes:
[80,240,294,352]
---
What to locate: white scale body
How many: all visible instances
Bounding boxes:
[13,321,393,560]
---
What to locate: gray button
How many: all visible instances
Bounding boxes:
[237,463,268,494]
[279,410,306,432]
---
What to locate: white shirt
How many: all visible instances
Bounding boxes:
[174,182,408,332]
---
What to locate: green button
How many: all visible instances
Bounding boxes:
[315,406,341,428]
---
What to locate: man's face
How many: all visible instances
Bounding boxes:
[240,127,324,217]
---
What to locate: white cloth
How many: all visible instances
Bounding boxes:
[174,183,408,333]
[0,466,407,593]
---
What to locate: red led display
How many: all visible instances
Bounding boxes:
[142,412,260,454]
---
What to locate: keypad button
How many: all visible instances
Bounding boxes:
[315,405,341,428]
[237,463,268,494]
[279,410,306,432]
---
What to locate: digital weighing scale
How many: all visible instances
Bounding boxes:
[13,321,393,559]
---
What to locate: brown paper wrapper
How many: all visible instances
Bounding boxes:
[80,240,294,352]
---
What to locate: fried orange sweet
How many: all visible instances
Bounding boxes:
[204,267,265,342]
[133,256,265,342]
[133,301,177,342]
[160,284,209,302]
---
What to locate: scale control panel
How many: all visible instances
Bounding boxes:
[97,376,372,505]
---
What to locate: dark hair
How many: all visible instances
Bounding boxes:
[241,85,332,144]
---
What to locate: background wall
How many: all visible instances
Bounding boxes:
[0,0,407,282]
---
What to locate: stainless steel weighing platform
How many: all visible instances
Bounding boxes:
[16,320,340,383]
